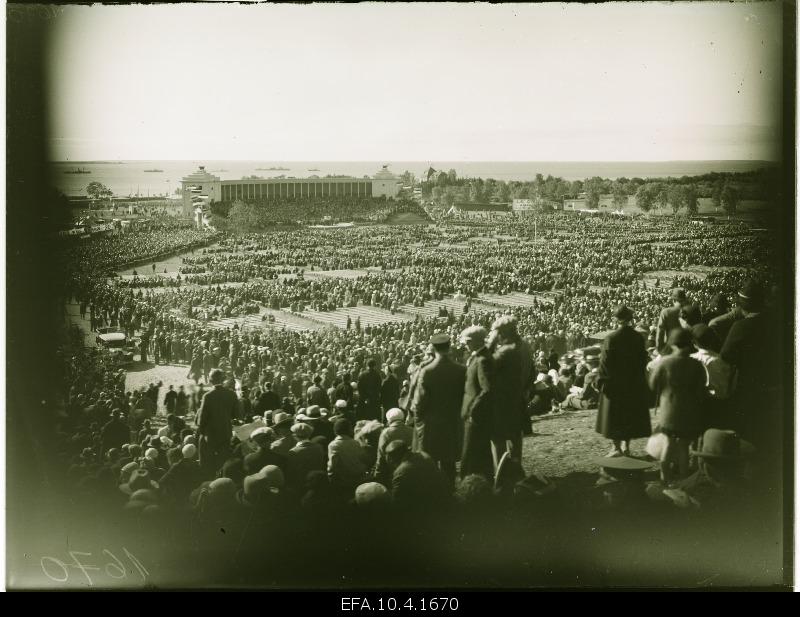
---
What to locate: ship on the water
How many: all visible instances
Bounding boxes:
[256,166,290,171]
[144,168,164,173]
[308,168,320,171]
[64,168,91,174]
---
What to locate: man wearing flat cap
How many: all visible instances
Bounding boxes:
[459,325,495,480]
[196,369,238,478]
[410,333,466,487]
[596,306,652,457]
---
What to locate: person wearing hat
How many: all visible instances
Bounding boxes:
[720,279,781,455]
[649,328,708,483]
[304,405,335,442]
[286,423,325,493]
[374,408,414,484]
[306,375,331,410]
[158,445,202,506]
[458,325,495,480]
[592,455,654,510]
[196,368,238,478]
[243,426,286,474]
[595,306,652,458]
[269,412,297,458]
[655,288,690,354]
[327,418,368,496]
[410,333,466,488]
[647,429,755,510]
[237,465,286,511]
[101,409,130,456]
[255,381,281,416]
[487,316,534,471]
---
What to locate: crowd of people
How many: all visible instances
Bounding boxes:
[49,210,786,583]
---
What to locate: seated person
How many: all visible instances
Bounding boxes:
[530,375,559,415]
[561,371,600,410]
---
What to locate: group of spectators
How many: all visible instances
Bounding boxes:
[51,210,785,571]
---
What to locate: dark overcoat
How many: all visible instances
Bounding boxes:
[411,355,466,462]
[595,325,652,440]
[460,347,494,478]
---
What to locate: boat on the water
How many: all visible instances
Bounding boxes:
[256,166,290,171]
[144,169,164,173]
[64,168,91,174]
[308,168,320,171]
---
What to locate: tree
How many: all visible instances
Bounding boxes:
[497,181,511,203]
[447,169,458,184]
[584,177,602,209]
[668,185,685,215]
[711,178,724,210]
[86,181,113,205]
[684,184,698,215]
[721,182,740,217]
[612,181,628,209]
[654,184,668,212]
[436,172,448,188]
[635,184,656,213]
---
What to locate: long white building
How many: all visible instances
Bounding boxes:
[181,165,400,217]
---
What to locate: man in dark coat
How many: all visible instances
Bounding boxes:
[655,288,689,353]
[487,316,532,471]
[306,375,330,409]
[255,382,281,415]
[458,326,494,480]
[357,359,383,421]
[720,280,781,454]
[196,369,237,478]
[380,365,400,414]
[410,333,466,487]
[595,305,652,457]
[164,385,177,415]
[101,409,131,455]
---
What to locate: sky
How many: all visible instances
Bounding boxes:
[46,2,784,161]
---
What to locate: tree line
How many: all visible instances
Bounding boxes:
[414,165,781,215]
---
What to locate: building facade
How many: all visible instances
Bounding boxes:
[181,165,400,216]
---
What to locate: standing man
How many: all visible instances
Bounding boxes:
[655,288,689,353]
[410,333,466,488]
[196,369,236,478]
[720,280,781,457]
[487,316,531,471]
[459,326,494,480]
[357,359,383,421]
[380,365,400,414]
[595,305,652,457]
[164,385,177,416]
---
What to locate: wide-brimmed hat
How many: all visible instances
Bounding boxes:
[272,412,293,429]
[691,429,755,460]
[243,465,284,499]
[120,469,160,495]
[593,456,654,485]
[613,305,634,322]
[430,333,450,345]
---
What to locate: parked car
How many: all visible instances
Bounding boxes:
[95,330,135,365]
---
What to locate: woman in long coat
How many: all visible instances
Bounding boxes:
[595,306,652,457]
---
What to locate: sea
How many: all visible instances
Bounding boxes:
[50,160,775,198]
